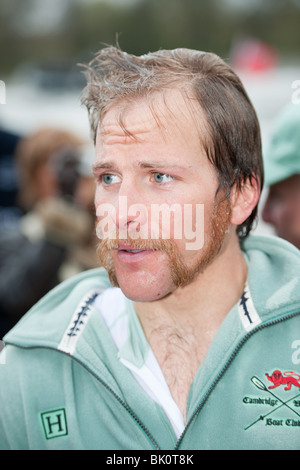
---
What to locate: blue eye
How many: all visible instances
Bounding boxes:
[153,172,174,184]
[102,174,121,185]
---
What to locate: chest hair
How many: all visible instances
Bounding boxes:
[148,324,213,422]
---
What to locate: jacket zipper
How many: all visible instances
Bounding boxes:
[174,309,300,450]
[71,352,161,450]
[4,342,161,450]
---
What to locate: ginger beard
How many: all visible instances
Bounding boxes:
[96,197,231,295]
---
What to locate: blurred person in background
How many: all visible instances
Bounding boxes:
[0,128,23,228]
[0,128,98,338]
[262,103,300,249]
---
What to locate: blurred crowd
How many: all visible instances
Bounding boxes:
[0,126,99,337]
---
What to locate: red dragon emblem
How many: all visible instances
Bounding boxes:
[266,370,300,391]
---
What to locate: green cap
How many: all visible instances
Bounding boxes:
[263,103,300,186]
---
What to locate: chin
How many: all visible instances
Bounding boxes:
[120,285,171,302]
[116,275,174,302]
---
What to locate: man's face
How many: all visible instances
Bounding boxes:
[262,174,300,249]
[93,90,232,301]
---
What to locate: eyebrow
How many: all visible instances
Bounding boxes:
[92,161,115,172]
[92,160,187,172]
[138,161,185,170]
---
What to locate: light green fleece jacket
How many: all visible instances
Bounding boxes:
[0,234,300,450]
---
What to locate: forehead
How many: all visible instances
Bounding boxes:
[97,88,208,146]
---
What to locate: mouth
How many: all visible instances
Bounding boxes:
[115,243,155,264]
[119,249,145,253]
[117,242,148,252]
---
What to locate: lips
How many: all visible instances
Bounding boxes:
[118,244,144,253]
[117,242,146,252]
[120,249,144,253]
[116,243,154,264]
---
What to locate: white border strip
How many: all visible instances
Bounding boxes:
[58,288,102,355]
[238,282,262,332]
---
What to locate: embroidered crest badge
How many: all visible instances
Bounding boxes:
[244,372,300,430]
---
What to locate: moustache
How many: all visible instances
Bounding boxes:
[95,221,179,253]
[96,226,190,288]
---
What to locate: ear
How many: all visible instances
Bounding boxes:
[230,176,260,226]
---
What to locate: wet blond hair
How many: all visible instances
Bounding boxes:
[81,45,263,239]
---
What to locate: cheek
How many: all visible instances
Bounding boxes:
[94,184,108,205]
[155,200,207,244]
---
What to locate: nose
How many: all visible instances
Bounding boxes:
[115,183,148,236]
